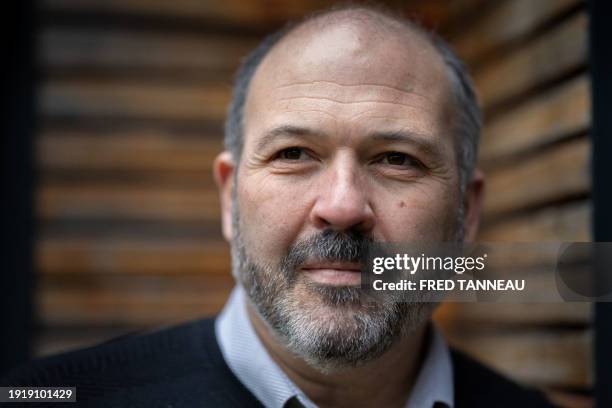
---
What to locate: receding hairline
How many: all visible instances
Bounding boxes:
[244,5,453,135]
[261,6,442,68]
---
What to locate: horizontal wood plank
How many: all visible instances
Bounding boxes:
[474,12,587,109]
[435,303,591,327]
[453,0,582,63]
[38,128,223,173]
[38,184,221,222]
[39,237,230,275]
[41,79,231,122]
[39,291,229,326]
[39,275,234,326]
[480,75,590,163]
[42,28,257,73]
[445,329,592,387]
[479,200,591,242]
[484,137,590,217]
[43,0,329,28]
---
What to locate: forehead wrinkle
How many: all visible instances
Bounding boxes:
[274,109,338,120]
[274,80,417,93]
[268,82,437,115]
[276,95,431,111]
[346,106,434,123]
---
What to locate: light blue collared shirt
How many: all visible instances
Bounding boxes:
[215,285,453,408]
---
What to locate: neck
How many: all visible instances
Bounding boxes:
[246,301,428,408]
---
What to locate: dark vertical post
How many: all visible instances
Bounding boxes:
[1,0,36,375]
[589,0,612,407]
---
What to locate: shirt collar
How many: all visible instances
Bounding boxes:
[215,285,453,408]
[405,320,454,408]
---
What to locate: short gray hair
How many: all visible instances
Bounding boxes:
[224,5,481,192]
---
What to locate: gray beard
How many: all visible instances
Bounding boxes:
[231,208,439,373]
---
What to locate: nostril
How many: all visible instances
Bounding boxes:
[310,198,375,233]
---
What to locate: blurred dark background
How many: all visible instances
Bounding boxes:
[2,0,596,407]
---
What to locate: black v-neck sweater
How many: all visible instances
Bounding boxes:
[1,318,555,408]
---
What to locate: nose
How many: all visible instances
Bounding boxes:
[309,157,375,233]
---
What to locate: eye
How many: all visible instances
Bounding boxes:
[380,152,421,167]
[277,147,311,161]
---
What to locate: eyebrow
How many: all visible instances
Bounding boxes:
[255,125,327,152]
[256,125,443,158]
[366,131,443,158]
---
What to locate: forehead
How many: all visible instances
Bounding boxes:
[263,18,447,88]
[244,16,455,144]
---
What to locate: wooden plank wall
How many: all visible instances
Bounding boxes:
[36,0,315,353]
[435,0,592,405]
[35,0,591,405]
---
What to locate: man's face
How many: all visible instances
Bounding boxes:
[216,22,471,370]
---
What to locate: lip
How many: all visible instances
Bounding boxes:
[301,262,362,286]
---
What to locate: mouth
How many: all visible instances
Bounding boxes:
[301,261,362,286]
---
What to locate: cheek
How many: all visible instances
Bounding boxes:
[236,174,312,259]
[374,183,459,241]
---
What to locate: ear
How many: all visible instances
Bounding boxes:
[462,168,485,243]
[213,151,235,242]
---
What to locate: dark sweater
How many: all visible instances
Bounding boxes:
[1,318,555,408]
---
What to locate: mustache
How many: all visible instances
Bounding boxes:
[280,229,374,276]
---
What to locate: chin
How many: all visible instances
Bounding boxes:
[260,282,434,373]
